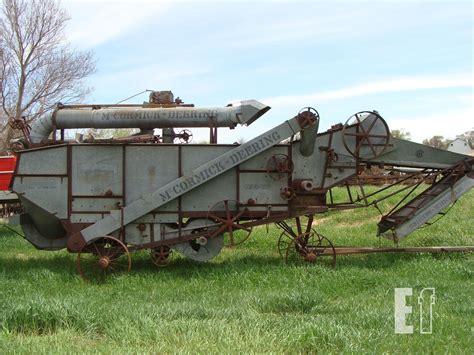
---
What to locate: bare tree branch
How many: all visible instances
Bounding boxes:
[0,0,95,153]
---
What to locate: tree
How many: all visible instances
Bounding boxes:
[422,135,449,149]
[0,0,95,153]
[391,129,411,140]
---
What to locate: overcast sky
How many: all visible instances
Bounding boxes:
[62,0,472,143]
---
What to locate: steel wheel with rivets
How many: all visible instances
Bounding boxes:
[151,245,172,267]
[76,236,131,282]
[285,230,336,268]
[206,199,253,247]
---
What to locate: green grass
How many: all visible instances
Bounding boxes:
[0,189,473,353]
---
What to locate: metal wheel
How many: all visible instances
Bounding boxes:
[176,129,193,143]
[297,107,319,129]
[277,231,294,257]
[151,245,172,267]
[206,199,253,247]
[342,111,390,159]
[76,236,131,282]
[266,154,294,181]
[285,230,336,268]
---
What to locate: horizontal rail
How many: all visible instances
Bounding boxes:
[318,246,474,256]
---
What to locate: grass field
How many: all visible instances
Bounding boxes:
[0,189,473,353]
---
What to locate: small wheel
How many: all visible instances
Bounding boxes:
[76,236,131,282]
[176,129,193,144]
[266,154,294,181]
[277,231,294,257]
[206,199,253,247]
[342,111,390,159]
[151,246,172,267]
[285,230,336,268]
[297,107,320,129]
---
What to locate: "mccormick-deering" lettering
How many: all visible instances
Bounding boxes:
[158,130,282,203]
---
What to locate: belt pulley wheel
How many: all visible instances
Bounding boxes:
[76,236,131,282]
[342,111,390,159]
[285,230,336,268]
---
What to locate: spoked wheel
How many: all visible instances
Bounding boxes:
[76,236,131,282]
[266,154,294,181]
[206,200,253,247]
[176,129,193,144]
[342,111,390,159]
[285,230,336,268]
[151,245,172,267]
[277,231,295,257]
[297,107,320,129]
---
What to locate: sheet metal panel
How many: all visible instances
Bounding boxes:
[239,173,283,205]
[70,213,104,223]
[13,176,68,218]
[181,146,236,211]
[71,197,122,212]
[78,116,302,242]
[125,146,179,210]
[72,146,123,196]
[239,146,287,170]
[17,146,67,175]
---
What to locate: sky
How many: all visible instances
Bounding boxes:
[62,0,473,143]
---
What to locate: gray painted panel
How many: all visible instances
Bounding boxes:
[18,146,67,175]
[125,223,151,244]
[239,146,287,170]
[72,146,123,196]
[13,176,68,219]
[182,170,237,211]
[181,146,237,210]
[239,173,283,205]
[70,213,104,223]
[72,197,122,212]
[125,146,178,210]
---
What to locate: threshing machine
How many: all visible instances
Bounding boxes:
[8,91,473,280]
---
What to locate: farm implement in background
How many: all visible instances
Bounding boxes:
[6,91,473,281]
[0,156,20,219]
